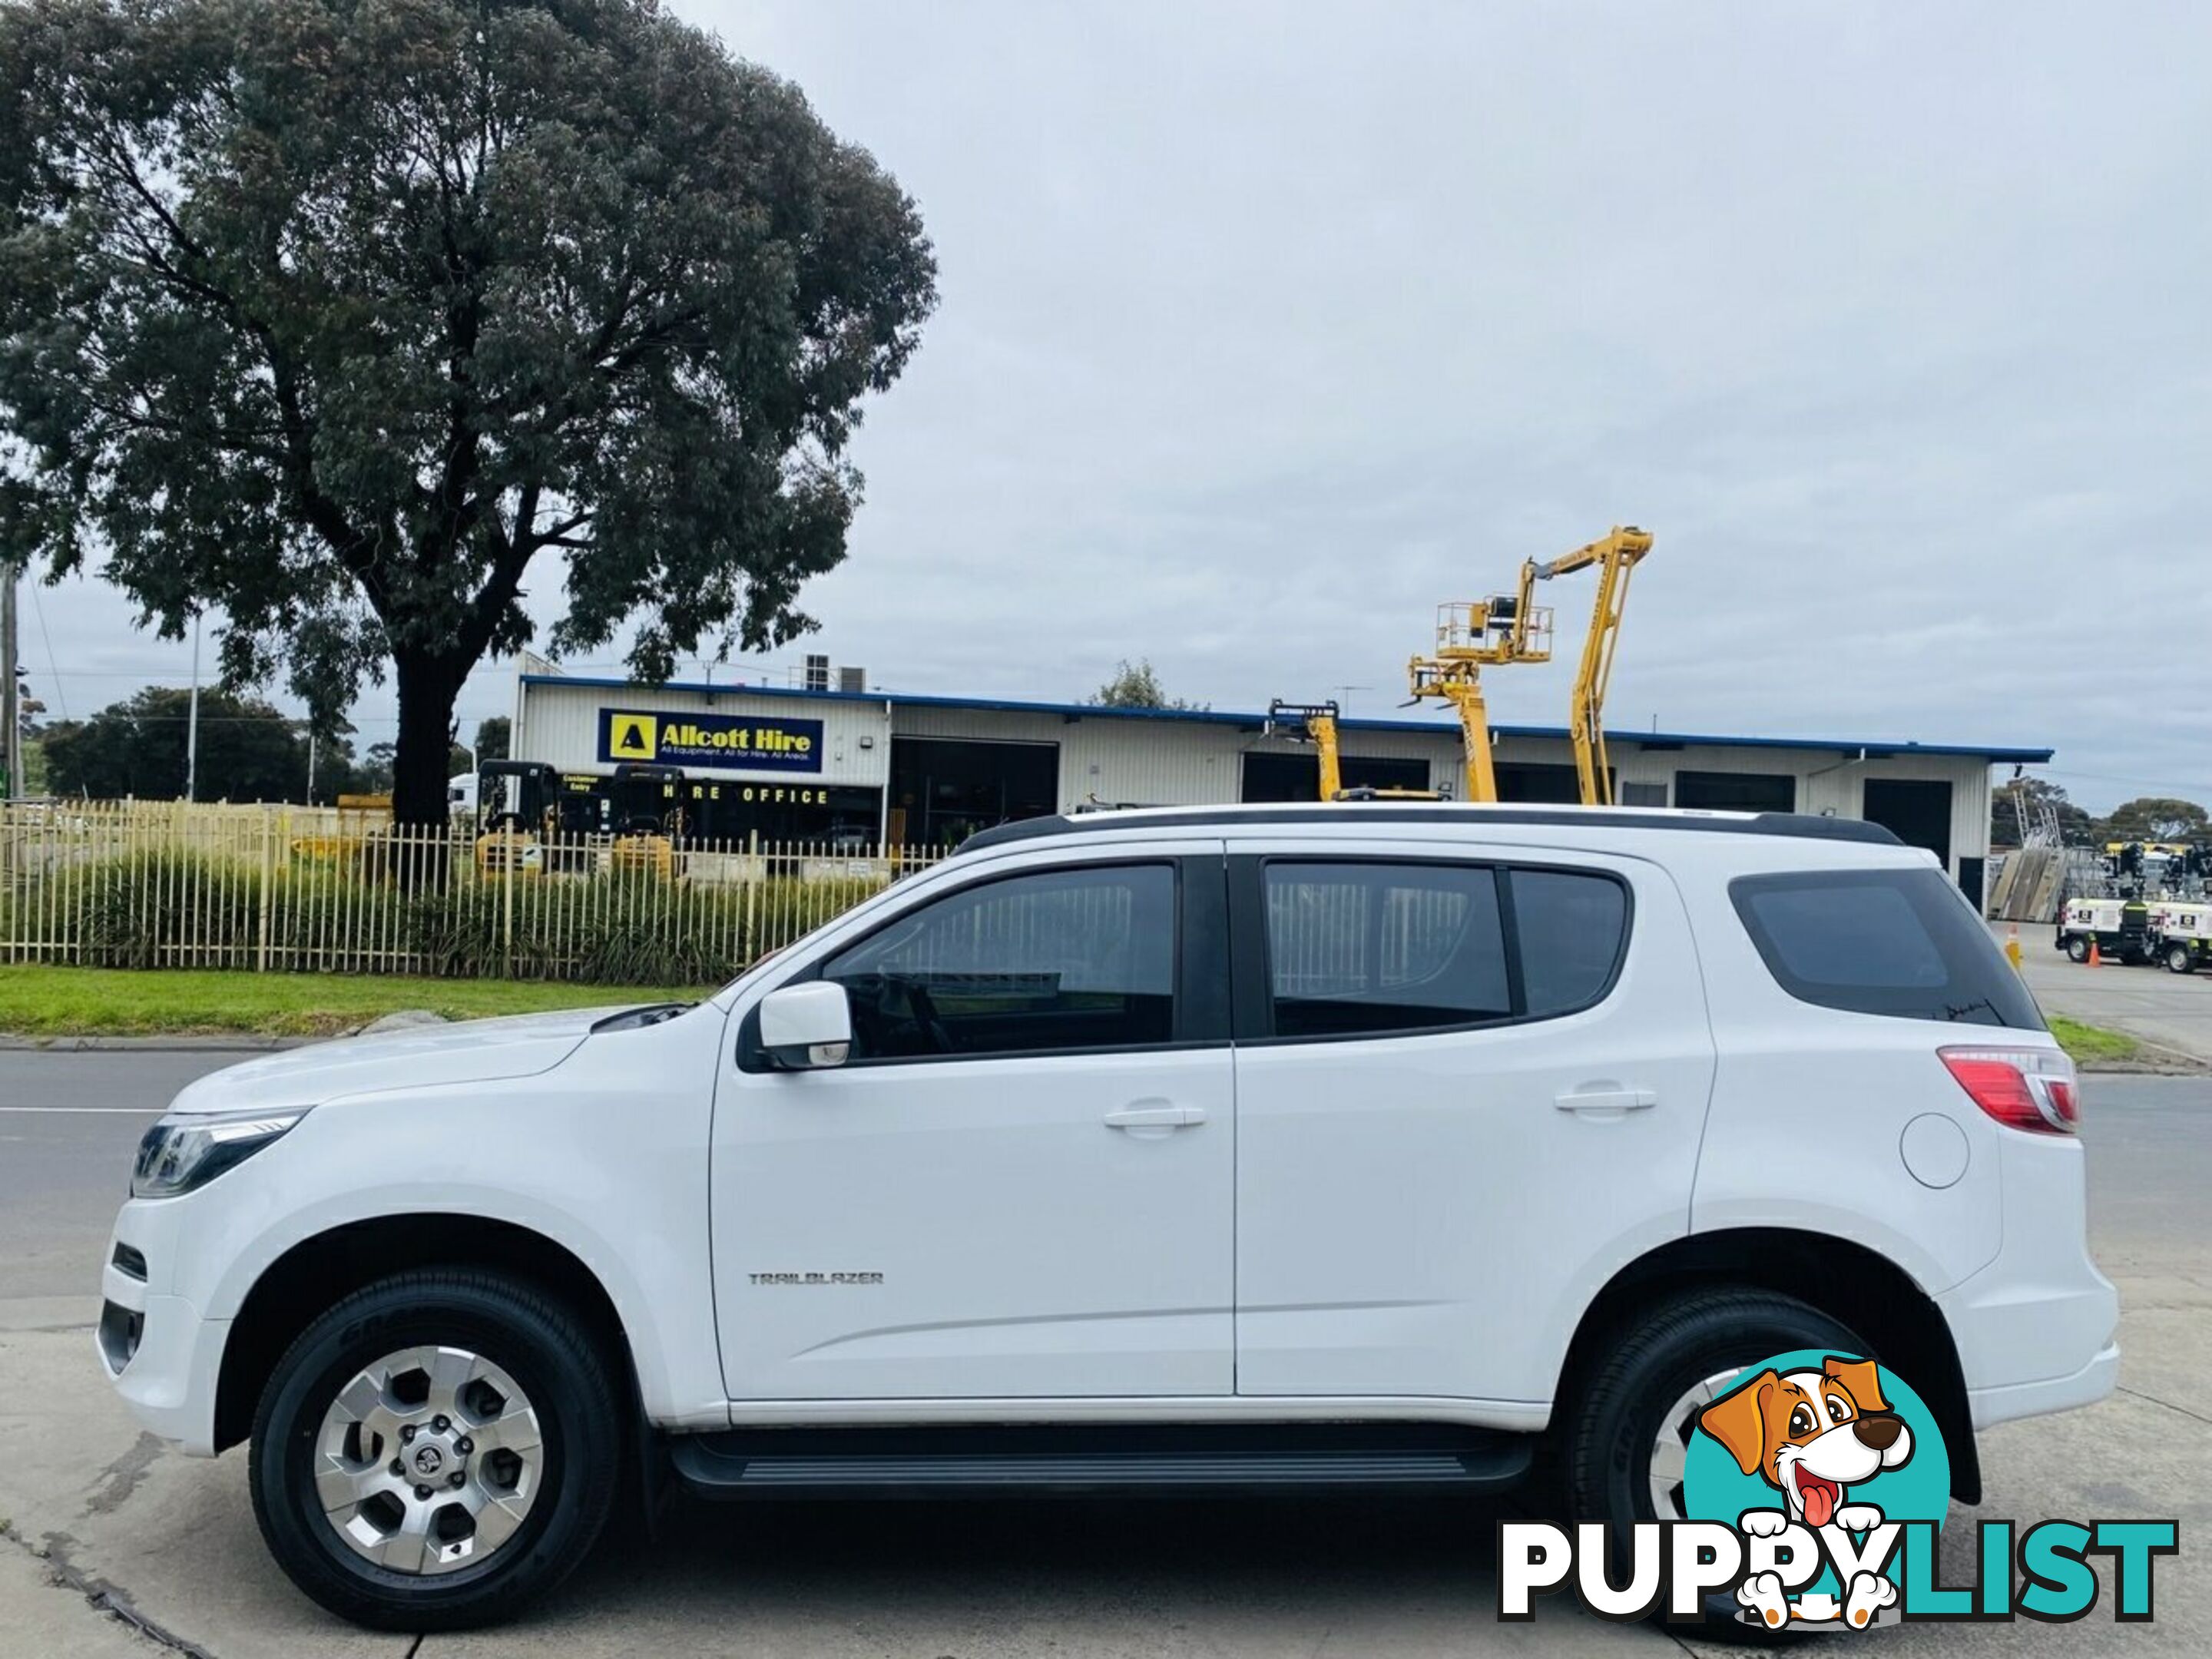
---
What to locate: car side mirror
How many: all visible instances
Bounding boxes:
[758,982,853,1070]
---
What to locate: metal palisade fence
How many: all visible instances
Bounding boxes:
[0,801,946,982]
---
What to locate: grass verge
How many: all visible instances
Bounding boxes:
[2048,1015,2141,1068]
[0,965,715,1039]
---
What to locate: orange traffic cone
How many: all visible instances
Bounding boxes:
[2005,923,2023,971]
[2088,939,2102,967]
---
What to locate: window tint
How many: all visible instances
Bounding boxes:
[1731,868,2045,1028]
[1263,863,1509,1037]
[822,864,1176,1060]
[1511,868,1630,1015]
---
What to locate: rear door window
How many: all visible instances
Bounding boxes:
[1730,867,2044,1028]
[1257,860,1631,1038]
[1263,862,1510,1038]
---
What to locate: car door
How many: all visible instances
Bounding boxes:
[714,843,1235,1402]
[1229,840,1715,1405]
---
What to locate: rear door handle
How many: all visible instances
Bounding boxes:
[1555,1087,1657,1114]
[1104,1101,1204,1131]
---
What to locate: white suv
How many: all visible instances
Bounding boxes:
[99,805,2117,1629]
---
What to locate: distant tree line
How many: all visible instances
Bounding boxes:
[30,685,512,806]
[1995,778,2208,848]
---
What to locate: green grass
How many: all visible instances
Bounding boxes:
[0,965,717,1039]
[2048,1015,2141,1067]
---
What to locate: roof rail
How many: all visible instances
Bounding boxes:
[957,805,1904,855]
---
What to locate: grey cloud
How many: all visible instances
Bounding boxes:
[20,0,2209,809]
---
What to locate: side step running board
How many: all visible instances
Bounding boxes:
[667,1422,1532,1502]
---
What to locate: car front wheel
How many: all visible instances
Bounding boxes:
[249,1269,621,1631]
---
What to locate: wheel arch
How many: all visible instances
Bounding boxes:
[1552,1226,1981,1504]
[214,1214,637,1455]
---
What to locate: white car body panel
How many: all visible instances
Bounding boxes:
[1230,837,1715,1402]
[712,838,1234,1401]
[106,1004,734,1449]
[159,1006,637,1116]
[1687,841,2008,1294]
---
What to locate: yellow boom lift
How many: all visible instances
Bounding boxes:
[1267,699,1443,803]
[1540,525,1654,806]
[1406,525,1652,805]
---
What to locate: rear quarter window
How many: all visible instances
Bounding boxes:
[1730,867,2044,1029]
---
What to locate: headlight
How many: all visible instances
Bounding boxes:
[131,1108,308,1199]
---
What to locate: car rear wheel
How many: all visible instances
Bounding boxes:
[2168,944,2194,975]
[250,1269,621,1631]
[2066,935,2091,962]
[1561,1289,1860,1633]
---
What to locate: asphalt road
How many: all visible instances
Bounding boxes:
[1992,918,2212,1064]
[0,1049,2205,1657]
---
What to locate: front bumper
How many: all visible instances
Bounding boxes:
[98,1206,228,1457]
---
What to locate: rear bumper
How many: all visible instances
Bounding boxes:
[1966,1342,2120,1430]
[1939,1131,2119,1431]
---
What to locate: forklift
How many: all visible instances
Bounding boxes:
[473,760,561,875]
[604,762,684,876]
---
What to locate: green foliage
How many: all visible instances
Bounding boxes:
[13,846,893,982]
[2046,1015,2140,1068]
[74,850,267,969]
[475,717,512,762]
[1084,658,1205,710]
[41,685,334,803]
[0,0,937,823]
[2099,796,2209,845]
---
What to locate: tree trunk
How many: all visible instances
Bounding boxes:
[392,652,465,831]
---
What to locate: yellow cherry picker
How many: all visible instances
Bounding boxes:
[1406,525,1653,805]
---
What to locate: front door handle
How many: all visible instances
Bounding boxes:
[1555,1087,1657,1115]
[1104,1100,1204,1133]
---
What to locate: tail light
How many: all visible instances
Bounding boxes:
[1939,1046,2078,1135]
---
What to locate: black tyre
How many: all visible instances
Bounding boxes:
[2065,935,2091,963]
[1560,1289,1860,1635]
[2168,944,2194,975]
[249,1270,621,1631]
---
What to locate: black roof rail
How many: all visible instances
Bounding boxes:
[957,806,1904,855]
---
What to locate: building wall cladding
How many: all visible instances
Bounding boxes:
[514,677,2012,872]
[518,681,892,790]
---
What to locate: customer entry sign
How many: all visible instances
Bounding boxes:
[598,708,826,773]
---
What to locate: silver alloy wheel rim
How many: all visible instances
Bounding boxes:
[314,1345,544,1575]
[1649,1368,1743,1522]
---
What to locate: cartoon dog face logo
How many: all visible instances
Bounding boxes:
[1697,1356,1913,1529]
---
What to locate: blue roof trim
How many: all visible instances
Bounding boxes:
[517,674,2054,763]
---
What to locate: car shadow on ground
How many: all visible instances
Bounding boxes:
[458,1488,1664,1655]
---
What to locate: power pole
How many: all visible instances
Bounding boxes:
[184,609,201,802]
[1,562,18,800]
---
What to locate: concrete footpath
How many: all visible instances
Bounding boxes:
[1992,919,2212,1066]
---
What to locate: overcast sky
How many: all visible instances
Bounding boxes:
[19,0,2209,810]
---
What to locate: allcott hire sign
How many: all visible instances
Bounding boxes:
[598,708,826,774]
